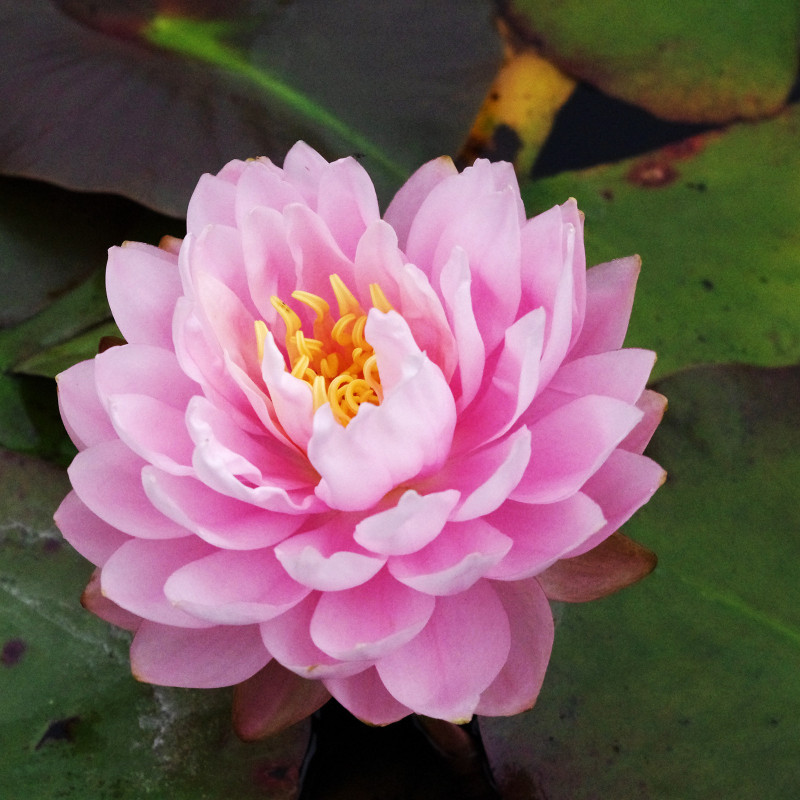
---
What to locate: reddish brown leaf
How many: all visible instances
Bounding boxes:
[537,532,657,603]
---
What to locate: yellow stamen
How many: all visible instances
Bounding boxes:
[330,273,364,317]
[257,275,387,426]
[254,320,268,362]
[369,283,394,313]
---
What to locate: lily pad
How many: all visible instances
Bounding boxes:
[0,448,309,799]
[482,363,800,799]
[521,104,800,379]
[502,0,800,123]
[0,0,500,214]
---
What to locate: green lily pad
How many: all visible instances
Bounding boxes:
[503,0,800,123]
[0,1,500,214]
[482,363,800,799]
[0,448,309,799]
[521,104,800,379]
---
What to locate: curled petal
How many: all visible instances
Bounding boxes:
[353,489,461,556]
[274,521,386,592]
[388,519,512,596]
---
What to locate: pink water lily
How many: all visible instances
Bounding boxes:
[55,142,665,735]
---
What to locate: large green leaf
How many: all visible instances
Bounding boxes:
[521,104,800,379]
[0,448,309,799]
[0,1,500,214]
[482,364,800,799]
[502,0,800,123]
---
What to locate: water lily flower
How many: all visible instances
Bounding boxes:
[55,142,665,737]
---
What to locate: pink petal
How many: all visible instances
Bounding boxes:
[106,242,181,349]
[233,661,330,740]
[569,256,641,359]
[274,521,386,592]
[164,548,310,625]
[281,141,330,207]
[260,594,372,679]
[81,569,142,632]
[131,620,269,688]
[430,186,523,353]
[259,331,315,449]
[438,246,486,410]
[186,170,239,234]
[620,389,668,454]
[142,468,304,550]
[309,312,456,511]
[549,348,656,404]
[54,491,131,566]
[324,667,413,725]
[56,360,115,450]
[234,159,305,230]
[475,579,553,715]
[565,449,666,557]
[512,395,644,504]
[316,156,380,259]
[486,494,606,580]
[353,489,461,556]
[106,395,194,474]
[101,537,215,627]
[446,427,532,522]
[241,205,299,326]
[376,582,511,722]
[383,155,458,249]
[94,343,198,409]
[388,519,512,596]
[68,440,191,539]
[188,223,253,314]
[352,219,405,302]
[388,262,457,382]
[309,571,435,661]
[456,308,546,449]
[285,203,356,302]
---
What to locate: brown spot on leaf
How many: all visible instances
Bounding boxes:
[2,638,27,666]
[627,160,678,188]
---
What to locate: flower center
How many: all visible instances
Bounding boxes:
[256,275,393,426]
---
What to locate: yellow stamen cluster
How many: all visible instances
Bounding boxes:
[256,275,393,426]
